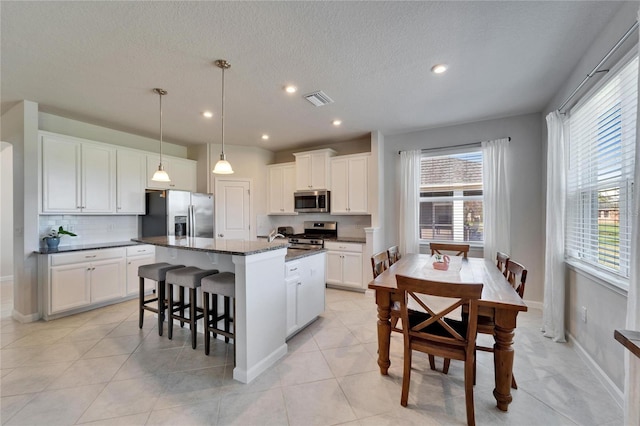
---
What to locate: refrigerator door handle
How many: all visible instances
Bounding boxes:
[188,205,194,237]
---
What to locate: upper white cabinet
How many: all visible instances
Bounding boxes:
[330,154,369,214]
[268,163,297,215]
[41,133,116,214]
[116,149,146,214]
[146,155,197,192]
[293,148,336,190]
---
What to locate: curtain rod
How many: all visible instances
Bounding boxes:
[557,20,639,113]
[397,137,510,155]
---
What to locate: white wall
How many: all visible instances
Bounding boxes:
[1,101,40,321]
[39,112,188,158]
[1,142,13,281]
[384,113,544,305]
[540,1,638,394]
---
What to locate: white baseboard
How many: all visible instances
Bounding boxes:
[233,343,287,384]
[12,309,41,323]
[566,331,623,408]
[0,275,14,283]
[523,298,542,310]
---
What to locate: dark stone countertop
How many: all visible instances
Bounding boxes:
[36,240,144,255]
[132,236,289,256]
[285,248,326,262]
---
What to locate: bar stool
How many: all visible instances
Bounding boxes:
[201,272,235,357]
[166,266,219,349]
[138,262,185,336]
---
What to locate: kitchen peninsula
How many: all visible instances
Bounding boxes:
[131,236,316,384]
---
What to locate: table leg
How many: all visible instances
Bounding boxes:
[375,290,392,375]
[493,309,518,411]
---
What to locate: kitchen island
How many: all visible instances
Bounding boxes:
[132,236,293,383]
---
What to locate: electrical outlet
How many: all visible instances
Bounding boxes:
[581,306,587,323]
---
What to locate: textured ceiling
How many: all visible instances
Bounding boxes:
[0,1,625,151]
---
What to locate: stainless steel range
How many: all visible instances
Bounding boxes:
[287,221,337,250]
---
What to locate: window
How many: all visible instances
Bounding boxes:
[566,53,637,280]
[419,150,483,244]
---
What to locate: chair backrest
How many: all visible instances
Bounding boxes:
[496,251,509,276]
[504,259,527,299]
[430,243,470,259]
[387,246,401,266]
[396,274,483,358]
[371,251,390,278]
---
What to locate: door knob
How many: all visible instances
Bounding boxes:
[218,233,224,238]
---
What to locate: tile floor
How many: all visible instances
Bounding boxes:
[0,283,623,425]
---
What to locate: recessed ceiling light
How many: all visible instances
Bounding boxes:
[431,64,448,74]
[202,111,213,118]
[285,85,297,94]
[261,134,269,140]
[332,120,342,126]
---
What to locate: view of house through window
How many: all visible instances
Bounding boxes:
[566,54,637,279]
[419,150,483,243]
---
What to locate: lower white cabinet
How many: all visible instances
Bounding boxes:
[285,252,326,338]
[125,245,156,296]
[325,241,364,290]
[41,245,155,320]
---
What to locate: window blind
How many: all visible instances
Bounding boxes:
[566,54,638,279]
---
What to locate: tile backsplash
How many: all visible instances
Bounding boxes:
[39,215,138,247]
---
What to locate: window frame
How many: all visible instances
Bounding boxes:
[418,147,485,248]
[564,48,638,288]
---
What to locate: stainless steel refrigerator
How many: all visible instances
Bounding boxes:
[141,190,214,238]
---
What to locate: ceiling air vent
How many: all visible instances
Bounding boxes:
[304,91,334,107]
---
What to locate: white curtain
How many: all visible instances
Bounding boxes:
[481,138,510,262]
[399,150,421,255]
[624,11,640,423]
[541,111,567,343]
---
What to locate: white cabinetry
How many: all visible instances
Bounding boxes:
[268,163,297,215]
[41,132,116,214]
[116,149,146,214]
[285,253,326,338]
[46,248,126,317]
[330,154,369,214]
[294,149,336,190]
[325,241,364,290]
[125,245,156,296]
[146,155,197,191]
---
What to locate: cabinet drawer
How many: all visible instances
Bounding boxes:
[51,247,125,266]
[126,245,155,256]
[324,241,363,253]
[286,261,301,278]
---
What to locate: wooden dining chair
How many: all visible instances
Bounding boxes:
[430,243,470,259]
[371,251,389,278]
[476,258,528,389]
[372,251,404,333]
[496,251,509,276]
[387,245,401,266]
[396,274,483,426]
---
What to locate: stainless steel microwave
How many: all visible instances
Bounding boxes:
[294,190,330,213]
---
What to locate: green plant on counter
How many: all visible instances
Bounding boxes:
[43,226,77,240]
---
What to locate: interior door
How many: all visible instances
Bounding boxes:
[214,178,251,240]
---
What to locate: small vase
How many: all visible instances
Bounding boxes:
[45,237,60,250]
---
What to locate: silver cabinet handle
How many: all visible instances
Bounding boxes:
[290,267,298,272]
[85,255,97,258]
[87,267,91,271]
[218,233,224,238]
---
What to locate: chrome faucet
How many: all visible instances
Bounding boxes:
[267,229,285,243]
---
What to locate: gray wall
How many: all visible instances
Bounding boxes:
[384,113,544,305]
[1,142,13,281]
[540,2,638,394]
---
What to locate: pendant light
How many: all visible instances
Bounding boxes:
[212,59,234,174]
[151,88,171,182]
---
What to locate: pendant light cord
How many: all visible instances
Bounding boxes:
[221,64,225,157]
[159,91,163,163]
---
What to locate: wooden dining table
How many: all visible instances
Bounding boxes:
[368,253,528,412]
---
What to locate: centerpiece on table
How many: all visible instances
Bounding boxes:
[43,226,77,250]
[432,253,450,271]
